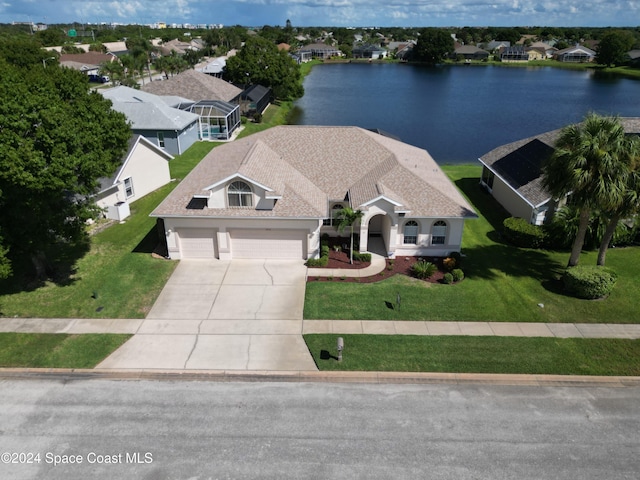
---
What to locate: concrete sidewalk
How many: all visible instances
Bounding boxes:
[303,320,640,338]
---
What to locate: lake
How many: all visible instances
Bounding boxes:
[289,63,640,164]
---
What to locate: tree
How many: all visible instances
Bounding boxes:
[413,28,453,65]
[541,114,632,267]
[336,208,364,265]
[0,59,131,279]
[597,140,640,265]
[224,36,303,100]
[596,30,636,67]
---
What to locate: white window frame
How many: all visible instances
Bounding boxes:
[323,203,345,226]
[403,220,419,244]
[123,177,134,198]
[431,220,447,245]
[158,132,165,148]
[227,181,253,207]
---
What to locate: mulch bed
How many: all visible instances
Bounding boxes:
[308,248,447,284]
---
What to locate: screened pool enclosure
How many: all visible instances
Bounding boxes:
[180,100,241,141]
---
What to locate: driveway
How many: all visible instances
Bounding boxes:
[96,259,318,371]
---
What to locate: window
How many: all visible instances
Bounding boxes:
[431,221,447,245]
[227,181,253,207]
[403,221,419,244]
[323,204,345,226]
[124,177,134,198]
[158,132,165,148]
[481,166,494,189]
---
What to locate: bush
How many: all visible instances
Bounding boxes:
[563,265,617,299]
[443,257,456,271]
[503,217,546,248]
[321,245,330,257]
[449,251,462,266]
[306,256,328,267]
[452,269,464,282]
[352,251,371,262]
[443,273,454,284]
[411,260,437,279]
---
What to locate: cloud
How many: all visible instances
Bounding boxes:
[0,0,633,26]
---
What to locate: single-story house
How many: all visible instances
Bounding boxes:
[298,43,342,59]
[353,44,388,59]
[554,45,596,63]
[478,118,640,225]
[151,126,476,260]
[95,135,173,221]
[59,52,118,78]
[451,45,490,61]
[141,69,242,104]
[500,46,529,62]
[196,56,227,77]
[101,86,200,156]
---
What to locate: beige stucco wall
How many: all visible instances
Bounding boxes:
[490,178,534,222]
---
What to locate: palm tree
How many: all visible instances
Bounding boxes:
[336,207,364,264]
[597,141,640,265]
[541,113,631,267]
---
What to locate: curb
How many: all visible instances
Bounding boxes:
[1,368,639,387]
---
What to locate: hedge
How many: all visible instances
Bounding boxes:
[563,265,617,299]
[503,217,546,248]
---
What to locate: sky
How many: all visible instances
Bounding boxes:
[1,0,637,28]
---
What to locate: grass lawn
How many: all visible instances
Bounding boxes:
[0,139,223,319]
[304,334,640,375]
[0,333,131,368]
[304,164,640,324]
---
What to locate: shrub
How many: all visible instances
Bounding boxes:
[443,257,456,271]
[452,269,465,282]
[563,265,617,299]
[306,256,328,267]
[321,245,330,257]
[443,273,454,284]
[503,217,546,248]
[411,260,437,279]
[449,251,462,266]
[352,251,371,262]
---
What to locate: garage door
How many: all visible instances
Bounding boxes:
[230,229,306,259]
[178,229,216,258]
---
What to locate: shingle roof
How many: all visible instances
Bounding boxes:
[140,69,242,103]
[479,118,640,207]
[152,126,476,220]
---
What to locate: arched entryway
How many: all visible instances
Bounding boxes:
[366,214,389,256]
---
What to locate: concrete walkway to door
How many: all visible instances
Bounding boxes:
[96,259,318,371]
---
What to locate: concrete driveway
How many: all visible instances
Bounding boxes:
[96,259,318,371]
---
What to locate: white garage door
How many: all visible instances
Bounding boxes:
[178,229,216,258]
[231,229,306,259]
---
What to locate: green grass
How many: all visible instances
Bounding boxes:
[304,164,640,323]
[305,334,640,375]
[0,333,131,368]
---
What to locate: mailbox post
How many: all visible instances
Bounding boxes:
[337,337,344,362]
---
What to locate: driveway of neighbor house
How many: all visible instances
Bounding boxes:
[96,259,318,371]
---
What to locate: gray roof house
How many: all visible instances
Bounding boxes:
[151,126,476,260]
[554,45,596,63]
[478,118,640,225]
[101,86,200,156]
[451,45,490,60]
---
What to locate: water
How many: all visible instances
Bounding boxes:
[290,63,640,164]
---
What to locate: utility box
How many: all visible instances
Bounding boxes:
[107,201,130,221]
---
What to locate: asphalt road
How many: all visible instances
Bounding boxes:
[0,377,638,479]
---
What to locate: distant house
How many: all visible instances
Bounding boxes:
[627,50,640,67]
[298,43,342,59]
[239,84,272,117]
[529,42,557,59]
[451,45,490,61]
[196,56,227,78]
[486,40,511,51]
[59,52,118,78]
[478,118,640,225]
[500,46,529,62]
[141,69,242,104]
[95,135,172,221]
[387,41,415,60]
[353,44,388,59]
[101,86,200,155]
[554,45,596,63]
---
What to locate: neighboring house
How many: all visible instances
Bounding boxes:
[101,86,200,155]
[353,44,388,59]
[59,52,118,78]
[627,50,640,67]
[95,135,173,221]
[151,126,476,260]
[239,84,272,116]
[478,118,640,225]
[158,39,195,56]
[451,45,490,60]
[141,69,242,103]
[298,43,342,59]
[500,46,529,62]
[529,42,557,59]
[387,41,415,60]
[196,56,227,77]
[486,40,511,51]
[554,45,596,63]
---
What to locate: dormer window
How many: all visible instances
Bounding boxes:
[228,181,253,207]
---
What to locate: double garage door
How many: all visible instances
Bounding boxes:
[178,228,306,259]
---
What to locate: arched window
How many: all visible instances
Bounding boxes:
[403,220,419,244]
[228,181,252,207]
[431,220,447,245]
[323,204,344,226]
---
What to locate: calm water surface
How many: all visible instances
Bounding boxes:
[290,63,640,164]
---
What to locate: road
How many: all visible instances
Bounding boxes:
[0,377,638,479]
